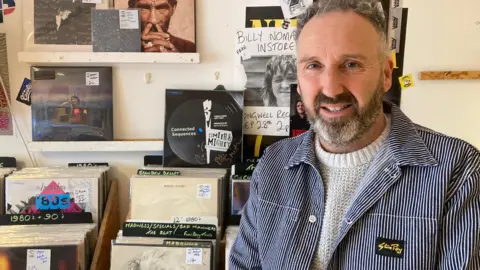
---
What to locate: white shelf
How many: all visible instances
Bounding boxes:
[18,52,200,64]
[27,140,164,152]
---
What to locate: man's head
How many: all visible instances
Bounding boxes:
[295,0,393,146]
[261,55,297,107]
[129,0,178,32]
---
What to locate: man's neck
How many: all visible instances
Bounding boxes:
[320,111,387,154]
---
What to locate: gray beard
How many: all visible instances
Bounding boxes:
[307,80,384,146]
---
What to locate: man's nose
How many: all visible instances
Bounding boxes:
[320,68,344,98]
[148,8,159,24]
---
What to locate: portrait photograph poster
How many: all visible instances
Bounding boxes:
[114,0,196,52]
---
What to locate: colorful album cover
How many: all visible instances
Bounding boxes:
[163,89,244,168]
[30,66,113,141]
[34,0,95,45]
[289,84,310,137]
[114,0,196,52]
[0,245,79,270]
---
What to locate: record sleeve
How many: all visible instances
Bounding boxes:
[30,66,114,142]
[163,89,244,168]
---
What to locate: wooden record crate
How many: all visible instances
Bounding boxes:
[90,178,120,270]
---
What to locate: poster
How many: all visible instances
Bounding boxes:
[0,33,12,135]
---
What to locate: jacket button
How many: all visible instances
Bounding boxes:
[309,215,317,223]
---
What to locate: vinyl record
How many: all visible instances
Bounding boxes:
[165,96,241,166]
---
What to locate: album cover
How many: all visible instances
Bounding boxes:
[111,242,212,270]
[114,0,196,52]
[33,0,95,45]
[163,89,244,168]
[91,9,142,52]
[31,66,113,141]
[0,245,81,270]
[289,84,310,137]
[231,179,250,215]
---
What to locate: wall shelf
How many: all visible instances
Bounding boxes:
[18,52,200,65]
[27,140,164,152]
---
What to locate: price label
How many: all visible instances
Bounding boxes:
[27,249,51,270]
[35,194,70,210]
[185,248,203,265]
[82,0,102,3]
[86,72,99,86]
[197,184,211,199]
[119,10,139,29]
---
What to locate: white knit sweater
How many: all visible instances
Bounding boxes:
[311,115,391,269]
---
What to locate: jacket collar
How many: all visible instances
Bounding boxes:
[285,101,439,169]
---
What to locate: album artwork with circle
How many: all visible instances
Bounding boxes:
[164,89,244,168]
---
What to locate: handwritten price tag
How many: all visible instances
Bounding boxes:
[35,194,70,210]
[27,249,51,270]
[85,72,99,86]
[83,0,102,3]
[197,184,211,199]
[119,10,139,29]
[185,248,203,265]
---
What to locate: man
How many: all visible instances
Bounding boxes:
[128,0,196,52]
[260,55,297,107]
[229,0,480,269]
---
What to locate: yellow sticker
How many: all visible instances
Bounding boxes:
[392,51,398,69]
[399,74,414,90]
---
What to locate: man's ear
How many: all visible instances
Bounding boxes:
[383,55,394,93]
[172,3,177,13]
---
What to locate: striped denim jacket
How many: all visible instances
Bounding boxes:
[229,101,480,270]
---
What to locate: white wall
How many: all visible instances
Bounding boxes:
[1,0,479,221]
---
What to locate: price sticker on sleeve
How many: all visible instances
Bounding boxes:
[83,0,102,3]
[27,249,51,270]
[86,72,99,86]
[197,184,211,199]
[119,10,139,29]
[185,248,203,265]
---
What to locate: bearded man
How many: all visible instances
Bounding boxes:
[229,0,480,269]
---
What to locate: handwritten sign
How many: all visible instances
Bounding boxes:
[186,248,203,265]
[0,213,93,225]
[122,222,217,240]
[86,72,99,86]
[119,10,139,29]
[172,216,218,225]
[35,194,70,210]
[137,169,181,176]
[243,106,290,136]
[68,162,109,167]
[27,249,51,270]
[235,28,296,58]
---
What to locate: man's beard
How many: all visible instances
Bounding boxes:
[304,75,385,146]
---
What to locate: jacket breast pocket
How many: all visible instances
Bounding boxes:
[257,198,300,263]
[337,213,438,270]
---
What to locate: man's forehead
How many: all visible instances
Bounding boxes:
[135,0,169,5]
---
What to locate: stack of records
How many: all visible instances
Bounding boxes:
[4,166,110,228]
[0,223,97,269]
[225,226,240,270]
[0,167,15,215]
[112,167,229,269]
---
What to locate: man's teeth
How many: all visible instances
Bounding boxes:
[324,105,349,112]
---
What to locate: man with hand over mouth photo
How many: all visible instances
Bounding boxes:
[128,0,196,52]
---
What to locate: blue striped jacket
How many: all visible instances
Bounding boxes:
[229,101,480,269]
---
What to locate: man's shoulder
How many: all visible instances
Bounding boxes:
[256,132,309,169]
[413,123,480,171]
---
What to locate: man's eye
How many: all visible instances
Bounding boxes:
[306,63,319,69]
[345,62,359,68]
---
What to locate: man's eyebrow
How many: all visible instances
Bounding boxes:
[135,3,170,9]
[342,54,367,61]
[298,56,318,64]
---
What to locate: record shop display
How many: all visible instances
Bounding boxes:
[0,165,110,269]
